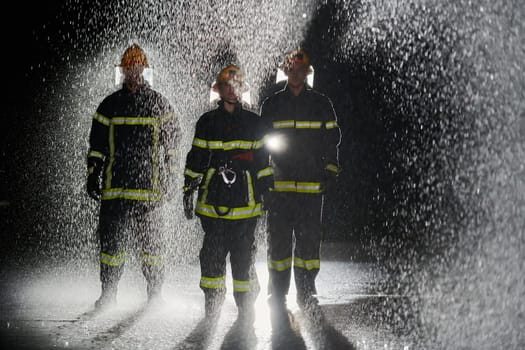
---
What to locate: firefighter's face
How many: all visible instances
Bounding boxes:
[284,62,310,86]
[122,65,144,83]
[218,82,242,104]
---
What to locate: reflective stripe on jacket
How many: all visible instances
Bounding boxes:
[87,84,178,201]
[184,102,273,220]
[260,84,341,194]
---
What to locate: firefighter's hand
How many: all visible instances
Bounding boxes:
[183,191,194,219]
[87,173,102,201]
[323,173,338,197]
[262,191,273,211]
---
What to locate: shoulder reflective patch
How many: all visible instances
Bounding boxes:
[93,112,111,126]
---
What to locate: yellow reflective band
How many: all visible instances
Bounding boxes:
[273,120,295,129]
[253,139,265,149]
[257,167,273,179]
[268,257,293,271]
[223,140,256,150]
[207,140,223,149]
[247,171,256,206]
[294,257,320,270]
[102,189,162,201]
[93,112,111,126]
[326,163,340,174]
[184,168,203,179]
[111,117,158,125]
[141,251,162,267]
[192,137,208,148]
[192,139,262,150]
[274,181,322,193]
[88,150,105,160]
[233,279,252,292]
[100,252,126,267]
[159,112,176,124]
[325,120,339,129]
[296,121,322,129]
[105,124,115,189]
[200,276,226,289]
[195,202,262,220]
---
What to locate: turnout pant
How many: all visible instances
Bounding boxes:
[98,199,165,294]
[199,217,260,308]
[267,192,323,300]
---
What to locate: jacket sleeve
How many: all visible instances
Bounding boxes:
[159,100,180,176]
[253,116,274,194]
[183,116,211,192]
[87,105,110,174]
[322,96,342,177]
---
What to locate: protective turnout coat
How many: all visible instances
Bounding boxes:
[184,102,273,220]
[260,84,341,193]
[87,84,178,202]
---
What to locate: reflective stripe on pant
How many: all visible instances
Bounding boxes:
[199,217,260,307]
[98,199,165,290]
[267,192,323,298]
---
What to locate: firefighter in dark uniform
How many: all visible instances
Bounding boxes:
[183,65,273,324]
[260,49,341,319]
[86,44,179,309]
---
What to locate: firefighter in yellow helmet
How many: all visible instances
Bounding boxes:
[183,64,273,325]
[260,48,341,325]
[87,44,179,310]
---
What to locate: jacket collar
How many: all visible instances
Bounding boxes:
[217,100,243,116]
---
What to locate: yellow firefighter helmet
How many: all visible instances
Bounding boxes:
[213,64,246,89]
[280,48,311,72]
[120,44,149,68]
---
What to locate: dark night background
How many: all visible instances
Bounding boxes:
[1,2,524,349]
[0,0,485,269]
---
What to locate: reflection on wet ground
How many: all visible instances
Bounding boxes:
[0,244,422,349]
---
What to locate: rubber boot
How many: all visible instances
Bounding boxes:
[95,282,117,310]
[268,293,292,331]
[235,293,256,325]
[147,282,164,307]
[204,290,225,321]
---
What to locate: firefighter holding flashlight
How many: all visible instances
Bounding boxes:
[182,64,273,325]
[260,49,341,321]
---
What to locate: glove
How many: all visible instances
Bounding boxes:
[323,171,339,197]
[87,158,103,201]
[262,191,274,211]
[183,191,194,219]
[87,171,102,201]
